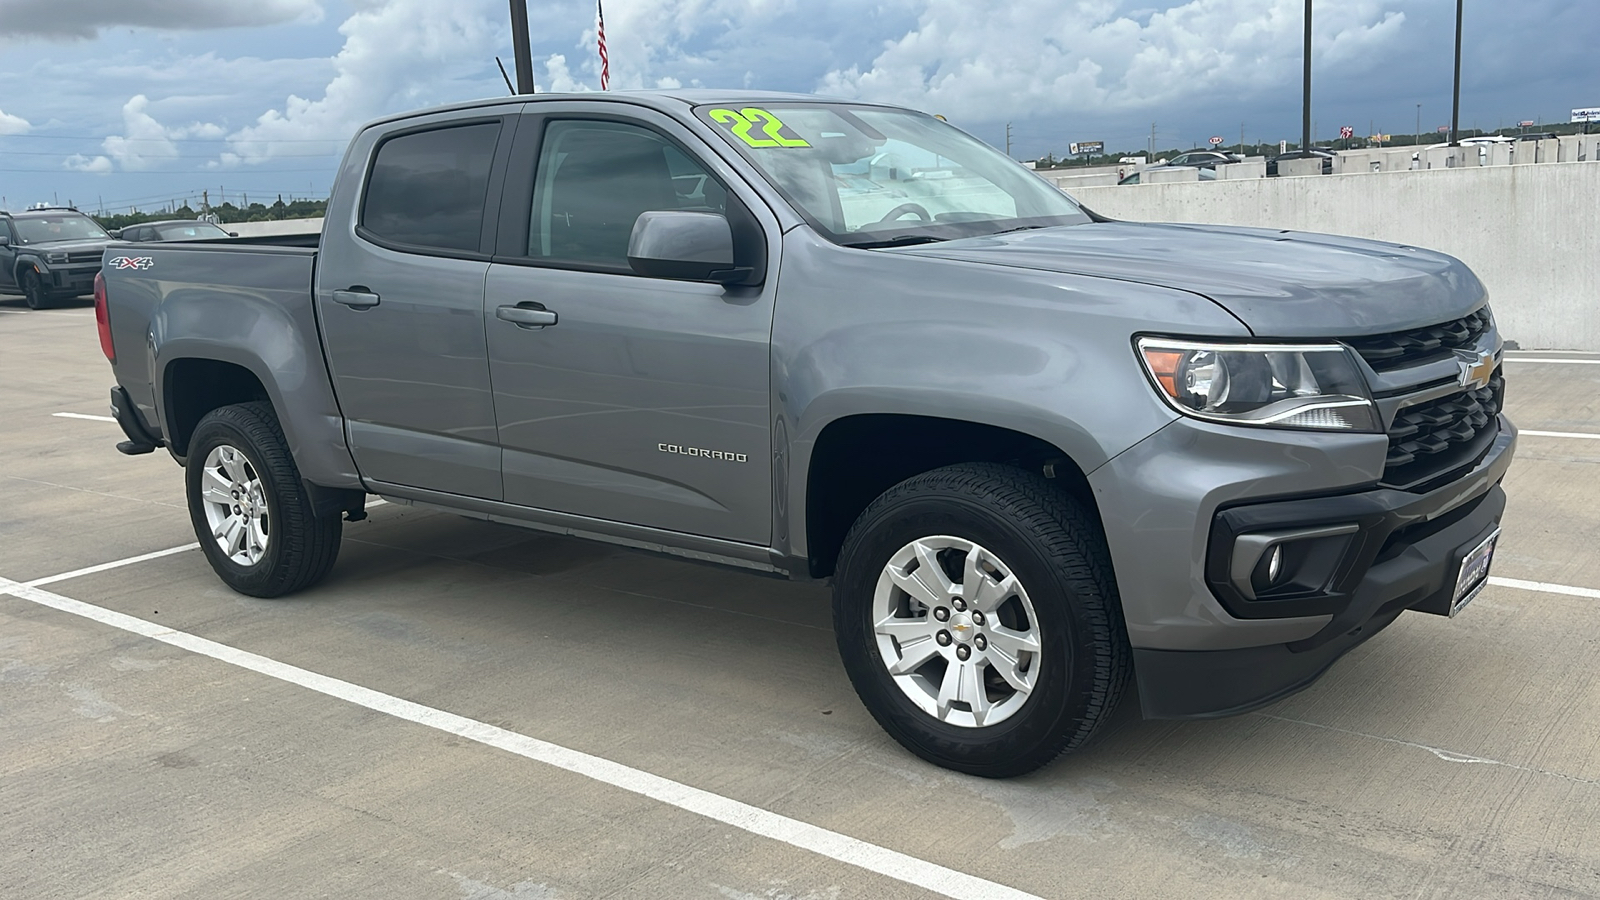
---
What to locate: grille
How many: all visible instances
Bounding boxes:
[66,250,103,264]
[1347,307,1493,372]
[1383,372,1503,489]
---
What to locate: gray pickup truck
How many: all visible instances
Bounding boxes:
[98,91,1514,777]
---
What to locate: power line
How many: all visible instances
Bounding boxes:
[0,167,334,174]
[0,133,345,143]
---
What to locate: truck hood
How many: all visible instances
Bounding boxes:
[25,237,112,254]
[899,222,1486,337]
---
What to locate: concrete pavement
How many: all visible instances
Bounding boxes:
[2,296,1598,899]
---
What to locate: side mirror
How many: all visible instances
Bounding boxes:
[229,232,238,237]
[0,233,10,246]
[627,211,749,284]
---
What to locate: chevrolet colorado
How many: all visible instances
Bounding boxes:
[97,91,1514,776]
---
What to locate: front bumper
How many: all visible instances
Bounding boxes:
[45,264,99,296]
[1090,412,1515,719]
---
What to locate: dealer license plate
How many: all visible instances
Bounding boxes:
[1450,528,1499,616]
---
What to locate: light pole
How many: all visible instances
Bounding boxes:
[1416,103,1421,144]
[1449,0,1463,145]
[1301,0,1312,153]
[508,0,535,94]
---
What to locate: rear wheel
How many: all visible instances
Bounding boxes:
[20,269,52,309]
[833,463,1130,777]
[185,402,342,597]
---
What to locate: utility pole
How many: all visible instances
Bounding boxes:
[1301,0,1312,154]
[1240,123,1246,157]
[202,190,209,217]
[508,0,535,94]
[1416,103,1421,144]
[1449,0,1463,146]
[1005,122,1013,158]
[1149,122,1156,158]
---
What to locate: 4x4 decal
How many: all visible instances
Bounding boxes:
[109,256,154,270]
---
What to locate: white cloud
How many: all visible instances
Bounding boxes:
[816,0,1408,121]
[0,0,324,40]
[223,0,501,164]
[0,106,30,134]
[63,154,113,174]
[98,94,225,170]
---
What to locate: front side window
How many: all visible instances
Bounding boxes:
[694,103,1088,247]
[361,121,500,253]
[14,214,109,244]
[528,120,726,268]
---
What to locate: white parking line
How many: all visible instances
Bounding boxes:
[25,543,200,588]
[0,568,1042,900]
[1519,430,1600,440]
[53,412,117,423]
[1503,358,1600,365]
[1488,577,1600,601]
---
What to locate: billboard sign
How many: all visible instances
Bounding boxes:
[1573,107,1600,123]
[1208,136,1224,145]
[1068,141,1104,155]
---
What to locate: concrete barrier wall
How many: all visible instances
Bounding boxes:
[1068,161,1600,350]
[230,217,324,237]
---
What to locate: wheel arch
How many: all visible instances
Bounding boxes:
[160,356,273,459]
[799,412,1102,579]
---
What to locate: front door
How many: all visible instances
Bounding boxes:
[315,116,510,499]
[484,114,775,544]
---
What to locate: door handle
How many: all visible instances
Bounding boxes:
[332,288,381,309]
[496,303,558,329]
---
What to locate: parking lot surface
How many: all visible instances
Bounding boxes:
[3,296,1598,899]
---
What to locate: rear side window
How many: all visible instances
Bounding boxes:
[361,121,501,253]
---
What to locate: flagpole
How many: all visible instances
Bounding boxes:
[597,0,610,91]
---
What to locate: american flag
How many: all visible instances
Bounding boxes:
[597,0,609,91]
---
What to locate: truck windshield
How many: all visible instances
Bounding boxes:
[694,102,1089,247]
[14,215,109,244]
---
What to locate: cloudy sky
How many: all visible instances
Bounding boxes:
[0,0,1593,214]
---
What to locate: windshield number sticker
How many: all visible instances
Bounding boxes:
[708,107,809,148]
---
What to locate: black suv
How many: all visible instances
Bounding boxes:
[0,207,113,309]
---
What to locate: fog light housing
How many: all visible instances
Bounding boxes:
[1231,523,1359,600]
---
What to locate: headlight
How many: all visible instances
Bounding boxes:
[46,251,69,264]
[1137,337,1380,432]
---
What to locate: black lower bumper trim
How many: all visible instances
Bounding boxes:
[1135,608,1404,719]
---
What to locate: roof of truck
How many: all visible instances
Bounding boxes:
[359,90,899,131]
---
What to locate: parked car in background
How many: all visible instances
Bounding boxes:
[1163,150,1233,169]
[1266,148,1335,176]
[1514,132,1559,142]
[1118,166,1219,185]
[0,207,112,309]
[117,220,236,242]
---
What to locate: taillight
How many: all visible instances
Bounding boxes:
[93,271,115,363]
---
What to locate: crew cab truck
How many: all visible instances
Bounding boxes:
[98,92,1515,777]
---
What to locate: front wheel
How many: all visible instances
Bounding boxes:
[20,269,52,309]
[185,402,342,597]
[833,463,1130,777]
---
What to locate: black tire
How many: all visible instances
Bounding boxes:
[833,462,1130,777]
[185,402,342,598]
[20,269,52,310]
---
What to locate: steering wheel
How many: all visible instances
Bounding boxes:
[875,203,932,224]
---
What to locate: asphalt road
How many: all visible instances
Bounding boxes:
[3,296,1598,900]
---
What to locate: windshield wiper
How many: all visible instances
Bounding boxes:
[844,235,949,249]
[988,224,1049,235]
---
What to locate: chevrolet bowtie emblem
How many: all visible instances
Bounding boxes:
[952,622,970,631]
[1456,350,1496,391]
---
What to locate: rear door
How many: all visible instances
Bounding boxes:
[482,105,779,544]
[315,108,519,499]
